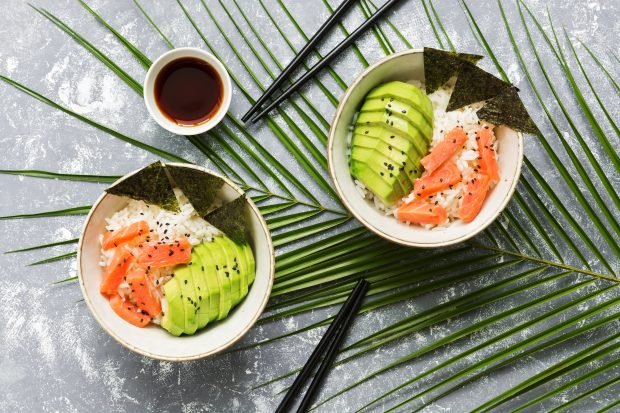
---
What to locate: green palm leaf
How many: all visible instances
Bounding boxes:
[0,206,91,220]
[5,238,79,254]
[0,170,119,183]
[1,0,619,410]
[28,251,77,266]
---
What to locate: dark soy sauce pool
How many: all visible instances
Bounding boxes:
[155,57,223,126]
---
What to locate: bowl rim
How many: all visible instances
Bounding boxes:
[327,48,524,248]
[77,163,275,361]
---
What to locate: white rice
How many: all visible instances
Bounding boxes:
[350,77,497,228]
[99,188,220,267]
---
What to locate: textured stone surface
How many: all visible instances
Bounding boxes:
[0,0,618,412]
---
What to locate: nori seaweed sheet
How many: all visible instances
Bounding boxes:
[205,195,250,245]
[446,61,513,111]
[166,165,224,216]
[423,47,483,94]
[477,86,540,134]
[105,161,179,211]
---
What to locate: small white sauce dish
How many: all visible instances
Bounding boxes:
[143,47,232,136]
[327,49,524,248]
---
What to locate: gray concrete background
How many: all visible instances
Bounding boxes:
[0,0,619,412]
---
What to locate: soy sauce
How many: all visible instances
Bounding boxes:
[154,57,223,126]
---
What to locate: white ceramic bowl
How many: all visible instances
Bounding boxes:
[144,47,232,135]
[77,163,274,361]
[327,49,523,248]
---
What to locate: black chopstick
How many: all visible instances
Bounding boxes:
[248,0,403,124]
[296,281,369,412]
[240,0,358,122]
[275,279,370,413]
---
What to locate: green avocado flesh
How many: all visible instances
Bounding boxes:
[161,277,184,337]
[351,81,433,206]
[161,236,256,336]
[366,81,434,121]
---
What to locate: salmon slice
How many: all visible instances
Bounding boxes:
[413,161,462,198]
[459,174,491,223]
[476,127,500,184]
[421,127,468,174]
[102,221,150,250]
[397,199,448,225]
[100,247,134,296]
[135,238,191,268]
[109,294,151,327]
[126,267,162,317]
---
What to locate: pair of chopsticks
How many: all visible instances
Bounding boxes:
[242,0,403,124]
[275,279,370,413]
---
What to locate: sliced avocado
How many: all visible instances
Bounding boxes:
[365,81,433,120]
[206,239,232,319]
[351,146,412,196]
[360,98,433,139]
[351,134,423,183]
[188,250,210,329]
[352,133,421,164]
[356,111,430,146]
[213,236,241,306]
[243,243,256,286]
[222,237,249,300]
[194,243,221,322]
[173,265,198,335]
[353,124,427,158]
[350,160,404,205]
[160,277,185,336]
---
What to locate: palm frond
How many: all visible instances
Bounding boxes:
[0,169,119,183]
[31,5,143,94]
[132,0,174,48]
[0,75,188,163]
[563,31,620,138]
[78,0,152,68]
[476,336,620,411]
[5,238,79,254]
[578,40,620,93]
[2,0,619,410]
[28,251,77,266]
[0,206,91,220]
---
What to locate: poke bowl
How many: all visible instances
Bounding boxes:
[328,48,537,248]
[78,162,274,361]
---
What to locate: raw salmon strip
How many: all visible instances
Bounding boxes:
[109,295,151,327]
[135,238,191,268]
[421,127,468,174]
[476,127,500,184]
[100,247,134,296]
[126,267,162,317]
[397,199,448,225]
[102,221,150,250]
[459,174,491,223]
[414,161,462,198]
